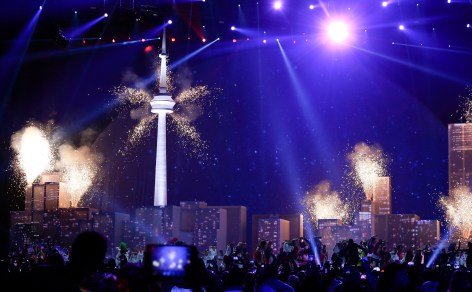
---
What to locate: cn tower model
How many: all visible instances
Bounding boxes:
[150,28,175,206]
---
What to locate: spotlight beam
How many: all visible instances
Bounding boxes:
[426,230,450,268]
[318,0,330,17]
[275,40,339,194]
[0,7,42,123]
[170,38,220,70]
[66,15,107,40]
[22,38,160,61]
[137,38,220,88]
[144,22,170,39]
[392,42,472,54]
[350,44,469,84]
[268,98,321,266]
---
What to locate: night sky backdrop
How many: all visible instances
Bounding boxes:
[1,0,472,255]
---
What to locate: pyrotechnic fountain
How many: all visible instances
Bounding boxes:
[347,142,387,200]
[439,186,472,241]
[10,123,102,208]
[303,180,348,226]
[458,86,472,123]
[150,28,175,206]
[11,125,53,184]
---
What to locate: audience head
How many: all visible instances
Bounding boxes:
[69,231,107,275]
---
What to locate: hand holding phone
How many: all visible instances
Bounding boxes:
[144,245,192,278]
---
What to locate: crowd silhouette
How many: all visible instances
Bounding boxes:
[3,232,472,291]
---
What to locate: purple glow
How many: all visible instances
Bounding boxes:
[382,1,388,7]
[231,26,235,31]
[399,24,405,30]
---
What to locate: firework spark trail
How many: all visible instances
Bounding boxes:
[347,142,387,199]
[170,114,208,158]
[126,115,157,148]
[113,85,152,104]
[458,86,472,123]
[11,125,53,184]
[439,186,472,240]
[56,144,102,207]
[175,85,210,105]
[303,180,349,225]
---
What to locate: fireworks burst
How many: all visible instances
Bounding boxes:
[457,86,472,123]
[302,181,349,226]
[112,74,218,159]
[10,125,54,184]
[346,142,387,200]
[439,186,472,240]
[56,144,102,207]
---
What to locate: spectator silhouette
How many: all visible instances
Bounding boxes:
[22,231,111,292]
[69,231,107,275]
[448,270,472,292]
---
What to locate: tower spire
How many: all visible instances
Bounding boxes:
[158,27,167,93]
[150,27,175,206]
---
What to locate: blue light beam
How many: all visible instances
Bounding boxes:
[66,15,107,40]
[350,44,469,85]
[0,6,42,121]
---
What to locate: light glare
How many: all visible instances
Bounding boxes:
[327,21,349,43]
[274,1,282,10]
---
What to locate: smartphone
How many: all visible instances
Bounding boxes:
[360,274,367,280]
[308,255,314,262]
[144,245,192,278]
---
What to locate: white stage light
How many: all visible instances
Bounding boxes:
[274,1,282,10]
[327,21,349,43]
